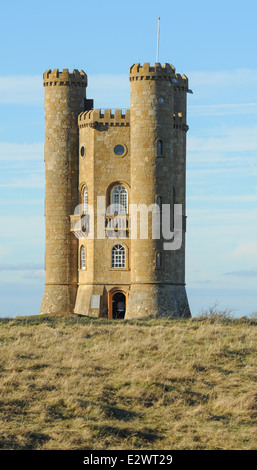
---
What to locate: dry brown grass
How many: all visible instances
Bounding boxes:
[0,314,256,450]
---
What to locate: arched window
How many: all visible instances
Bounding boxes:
[111,185,128,214]
[157,140,163,156]
[111,244,125,268]
[156,251,162,268]
[82,186,88,214]
[80,245,86,270]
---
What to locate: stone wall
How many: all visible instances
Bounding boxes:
[75,109,131,316]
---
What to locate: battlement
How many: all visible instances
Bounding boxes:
[173,112,189,132]
[78,109,130,128]
[43,68,87,87]
[129,62,188,87]
[130,62,175,75]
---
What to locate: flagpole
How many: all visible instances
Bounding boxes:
[156,17,160,62]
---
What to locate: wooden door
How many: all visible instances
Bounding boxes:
[108,291,113,320]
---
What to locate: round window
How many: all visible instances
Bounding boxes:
[114,144,125,156]
[80,146,85,157]
[157,97,164,104]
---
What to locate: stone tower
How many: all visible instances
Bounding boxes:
[40,62,191,318]
[40,69,87,315]
[126,63,190,317]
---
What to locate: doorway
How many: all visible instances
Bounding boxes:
[108,291,126,319]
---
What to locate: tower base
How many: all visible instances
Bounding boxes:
[74,285,98,317]
[40,284,77,315]
[125,284,191,319]
[73,283,190,319]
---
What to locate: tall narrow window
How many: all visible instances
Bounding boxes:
[157,140,163,156]
[83,186,88,214]
[156,195,163,212]
[111,186,128,214]
[111,244,125,268]
[173,187,176,229]
[80,245,86,270]
[156,251,162,268]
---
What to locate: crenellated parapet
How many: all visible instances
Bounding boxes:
[129,62,188,90]
[172,112,189,131]
[78,108,130,128]
[129,62,175,77]
[43,68,87,87]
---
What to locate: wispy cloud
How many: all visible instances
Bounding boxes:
[188,126,257,154]
[188,194,257,202]
[189,102,257,117]
[187,207,257,223]
[224,270,257,277]
[23,269,45,281]
[0,198,44,206]
[231,243,257,260]
[0,215,44,241]
[0,75,43,104]
[0,247,11,259]
[189,69,257,103]
[0,172,44,188]
[0,142,43,161]
[0,263,44,271]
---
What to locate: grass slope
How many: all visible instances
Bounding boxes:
[0,315,256,450]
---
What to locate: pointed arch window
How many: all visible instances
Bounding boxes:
[111,185,128,214]
[111,244,125,268]
[82,186,88,214]
[80,245,86,270]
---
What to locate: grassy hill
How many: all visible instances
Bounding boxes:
[0,314,256,450]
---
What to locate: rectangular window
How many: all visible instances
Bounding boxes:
[81,246,86,269]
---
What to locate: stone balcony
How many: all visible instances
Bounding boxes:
[106,214,129,239]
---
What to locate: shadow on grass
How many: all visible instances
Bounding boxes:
[0,432,51,450]
[101,404,140,422]
[92,424,161,443]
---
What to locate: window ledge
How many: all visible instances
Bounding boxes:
[109,268,130,271]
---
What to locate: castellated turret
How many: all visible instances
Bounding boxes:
[40,63,191,318]
[126,63,190,317]
[40,69,87,315]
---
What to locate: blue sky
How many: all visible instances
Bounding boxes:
[0,0,257,317]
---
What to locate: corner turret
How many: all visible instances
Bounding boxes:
[126,62,190,318]
[40,68,87,315]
